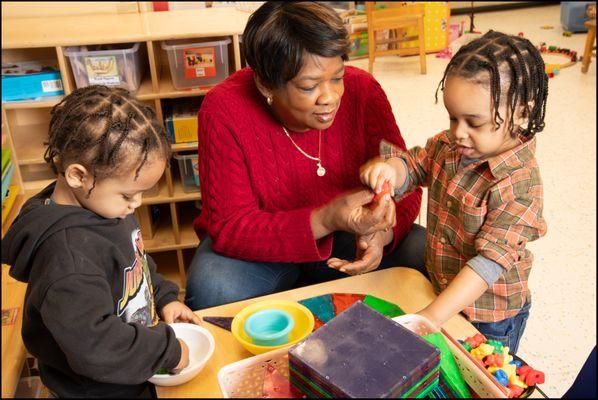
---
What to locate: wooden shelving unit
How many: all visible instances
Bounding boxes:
[2,7,250,287]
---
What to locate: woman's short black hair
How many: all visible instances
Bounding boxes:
[242,1,351,89]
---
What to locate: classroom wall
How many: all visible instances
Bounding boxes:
[1,2,140,19]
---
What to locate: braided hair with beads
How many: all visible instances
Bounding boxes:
[435,30,548,138]
[44,85,171,197]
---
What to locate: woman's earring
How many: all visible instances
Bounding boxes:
[267,96,273,106]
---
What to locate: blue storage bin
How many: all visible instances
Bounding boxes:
[1,60,64,102]
[561,2,594,32]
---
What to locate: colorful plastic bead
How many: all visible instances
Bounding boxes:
[484,353,504,368]
[494,369,509,386]
[462,341,472,352]
[487,340,503,354]
[471,343,494,359]
[508,383,525,398]
[502,363,517,379]
[517,365,532,381]
[524,370,545,386]
[502,347,513,364]
[474,333,487,344]
[509,359,522,368]
[509,374,528,389]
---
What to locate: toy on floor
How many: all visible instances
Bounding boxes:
[537,42,578,77]
[459,333,545,398]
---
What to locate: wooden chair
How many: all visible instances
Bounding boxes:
[365,2,426,74]
[581,19,596,73]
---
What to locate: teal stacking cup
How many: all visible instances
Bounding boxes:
[243,308,295,346]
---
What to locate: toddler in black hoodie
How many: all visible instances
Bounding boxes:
[1,85,200,398]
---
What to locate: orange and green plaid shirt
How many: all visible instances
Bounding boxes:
[382,130,547,322]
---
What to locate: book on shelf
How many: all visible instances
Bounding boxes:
[2,184,19,225]
[1,147,11,174]
[2,163,14,201]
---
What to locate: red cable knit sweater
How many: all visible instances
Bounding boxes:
[193,66,422,262]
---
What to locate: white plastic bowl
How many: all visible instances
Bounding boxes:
[149,323,215,387]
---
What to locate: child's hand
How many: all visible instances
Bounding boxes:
[171,338,190,374]
[359,157,397,194]
[359,157,406,195]
[161,301,202,325]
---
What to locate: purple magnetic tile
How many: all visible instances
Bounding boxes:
[288,301,440,398]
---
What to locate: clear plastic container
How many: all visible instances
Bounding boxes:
[161,38,231,90]
[64,43,145,92]
[173,153,200,193]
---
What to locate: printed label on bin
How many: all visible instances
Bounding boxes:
[183,47,216,79]
[41,79,63,93]
[85,56,121,85]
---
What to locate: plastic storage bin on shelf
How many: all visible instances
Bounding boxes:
[2,60,64,102]
[161,38,231,90]
[174,153,200,193]
[64,43,145,92]
[561,2,594,32]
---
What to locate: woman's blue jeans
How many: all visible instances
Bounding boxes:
[185,224,427,310]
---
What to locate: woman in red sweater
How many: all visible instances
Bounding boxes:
[185,1,426,310]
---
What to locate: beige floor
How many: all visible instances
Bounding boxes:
[346,4,596,398]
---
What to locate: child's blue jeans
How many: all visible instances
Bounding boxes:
[470,300,532,354]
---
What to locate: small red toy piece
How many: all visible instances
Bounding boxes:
[507,383,525,398]
[524,369,545,386]
[483,353,503,368]
[368,180,392,208]
[465,333,487,348]
[516,365,532,381]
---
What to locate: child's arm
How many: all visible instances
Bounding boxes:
[416,265,488,328]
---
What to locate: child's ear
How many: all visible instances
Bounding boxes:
[64,163,90,190]
[514,101,534,126]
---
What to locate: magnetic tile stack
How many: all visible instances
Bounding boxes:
[288,301,441,398]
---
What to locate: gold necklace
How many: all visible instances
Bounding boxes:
[282,127,326,177]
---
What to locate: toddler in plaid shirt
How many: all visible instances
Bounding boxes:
[359,31,548,353]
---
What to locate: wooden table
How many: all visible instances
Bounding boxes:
[1,264,28,398]
[157,267,480,398]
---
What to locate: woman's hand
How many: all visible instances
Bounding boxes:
[161,301,202,325]
[312,189,396,239]
[327,230,389,275]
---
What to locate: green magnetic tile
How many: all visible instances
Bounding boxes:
[423,332,471,398]
[363,294,405,317]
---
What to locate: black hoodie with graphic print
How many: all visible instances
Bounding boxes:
[1,183,182,398]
